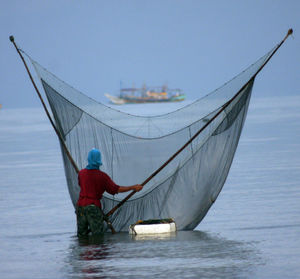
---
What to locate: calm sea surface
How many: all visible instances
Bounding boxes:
[0,97,300,278]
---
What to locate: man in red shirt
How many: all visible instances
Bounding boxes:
[76,148,143,236]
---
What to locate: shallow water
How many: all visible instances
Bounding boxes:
[0,97,300,278]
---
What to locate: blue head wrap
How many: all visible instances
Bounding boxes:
[86,148,103,170]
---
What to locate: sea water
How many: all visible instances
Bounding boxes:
[0,97,299,278]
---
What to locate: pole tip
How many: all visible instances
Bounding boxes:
[287,28,293,36]
[9,35,15,42]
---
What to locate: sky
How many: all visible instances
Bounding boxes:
[0,0,299,108]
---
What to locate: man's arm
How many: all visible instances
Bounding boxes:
[118,184,143,193]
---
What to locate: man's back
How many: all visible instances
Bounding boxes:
[77,169,119,207]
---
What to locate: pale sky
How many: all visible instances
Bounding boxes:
[1,0,299,108]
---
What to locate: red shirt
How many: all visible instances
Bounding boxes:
[77,169,120,207]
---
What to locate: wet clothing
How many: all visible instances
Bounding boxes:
[76,168,120,236]
[77,169,120,208]
[76,205,105,237]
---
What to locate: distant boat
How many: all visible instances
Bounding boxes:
[105,85,186,105]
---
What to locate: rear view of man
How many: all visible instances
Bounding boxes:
[76,148,143,236]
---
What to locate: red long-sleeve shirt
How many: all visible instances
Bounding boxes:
[77,169,120,207]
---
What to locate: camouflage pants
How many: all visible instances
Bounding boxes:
[76,205,105,237]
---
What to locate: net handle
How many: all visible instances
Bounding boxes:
[9,36,80,174]
[105,28,293,218]
[254,29,293,78]
[9,36,118,233]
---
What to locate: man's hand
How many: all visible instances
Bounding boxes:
[118,184,143,193]
[133,184,143,192]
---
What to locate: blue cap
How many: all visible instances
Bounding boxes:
[86,148,102,170]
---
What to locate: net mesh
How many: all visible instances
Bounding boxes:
[30,46,275,231]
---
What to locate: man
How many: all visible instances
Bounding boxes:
[76,148,143,237]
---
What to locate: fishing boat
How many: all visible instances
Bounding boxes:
[105,85,186,105]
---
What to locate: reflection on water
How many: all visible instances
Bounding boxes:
[66,231,259,279]
[129,231,177,241]
[68,235,109,278]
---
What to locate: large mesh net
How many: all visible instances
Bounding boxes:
[30,46,275,231]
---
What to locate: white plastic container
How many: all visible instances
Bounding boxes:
[129,220,176,235]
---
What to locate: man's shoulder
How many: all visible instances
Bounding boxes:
[79,168,88,175]
[98,170,110,178]
[80,168,108,176]
[97,170,114,183]
[79,168,101,175]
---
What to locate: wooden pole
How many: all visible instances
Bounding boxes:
[105,28,293,218]
[10,36,116,234]
[9,36,80,174]
[254,29,293,78]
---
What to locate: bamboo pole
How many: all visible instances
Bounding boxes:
[9,36,80,174]
[105,28,293,219]
[10,36,116,234]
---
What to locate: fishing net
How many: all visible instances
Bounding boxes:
[30,46,275,231]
